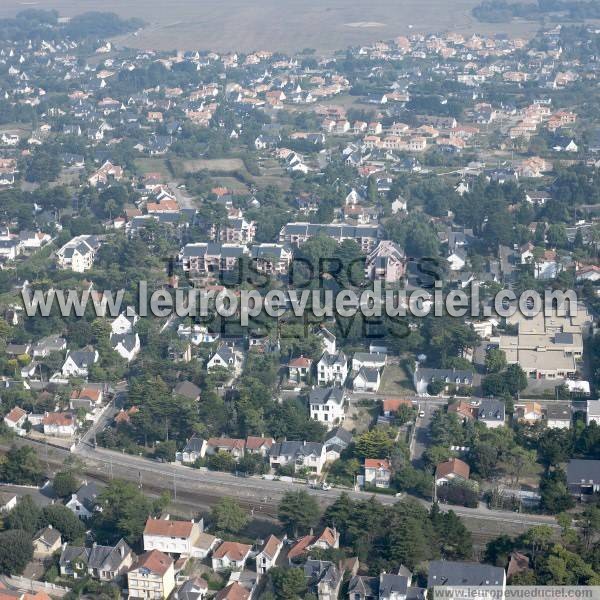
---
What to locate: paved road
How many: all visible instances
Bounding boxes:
[411,399,444,466]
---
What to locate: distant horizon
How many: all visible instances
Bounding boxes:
[0,0,539,53]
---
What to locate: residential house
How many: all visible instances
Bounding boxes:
[324,427,353,452]
[435,458,470,486]
[206,437,246,459]
[309,387,345,429]
[567,459,600,497]
[42,412,76,437]
[69,387,103,412]
[364,459,392,488]
[32,335,66,358]
[413,365,474,396]
[288,528,340,564]
[56,235,101,272]
[3,406,27,433]
[516,402,543,425]
[60,539,134,582]
[304,560,343,600]
[477,399,505,428]
[214,582,250,600]
[110,332,140,362]
[245,436,274,457]
[175,577,208,600]
[128,550,175,600]
[352,352,387,372]
[587,399,600,426]
[192,533,221,560]
[317,351,348,386]
[365,241,406,283]
[427,560,506,593]
[353,367,381,392]
[207,347,240,371]
[288,356,312,383]
[32,526,62,559]
[545,404,571,429]
[177,436,207,463]
[88,161,123,187]
[349,572,418,600]
[211,542,252,572]
[256,534,283,577]
[270,440,327,475]
[318,328,337,354]
[65,482,100,520]
[61,349,99,378]
[110,310,139,335]
[143,517,203,556]
[0,492,17,513]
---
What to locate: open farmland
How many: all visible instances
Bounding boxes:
[0,0,539,53]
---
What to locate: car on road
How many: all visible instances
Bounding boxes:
[418,410,425,418]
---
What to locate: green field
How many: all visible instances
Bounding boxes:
[0,0,539,53]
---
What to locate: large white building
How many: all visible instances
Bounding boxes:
[143,517,204,557]
[317,351,348,386]
[309,387,345,429]
[56,235,102,272]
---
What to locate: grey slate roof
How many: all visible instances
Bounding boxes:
[88,539,132,571]
[309,387,344,406]
[567,459,600,485]
[271,440,324,459]
[325,426,353,447]
[427,560,505,588]
[477,399,505,422]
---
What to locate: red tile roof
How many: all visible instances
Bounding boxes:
[4,406,26,424]
[261,534,282,559]
[134,550,173,576]
[245,436,274,451]
[144,518,195,538]
[364,459,391,471]
[207,437,245,451]
[287,534,315,560]
[42,412,74,427]
[213,541,251,561]
[435,457,470,481]
[214,582,250,600]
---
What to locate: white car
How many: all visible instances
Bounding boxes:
[418,410,425,418]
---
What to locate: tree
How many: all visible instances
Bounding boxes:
[211,497,249,534]
[577,505,600,550]
[503,446,536,485]
[523,525,553,567]
[540,469,574,514]
[538,429,573,468]
[42,505,86,542]
[0,530,33,575]
[4,495,42,533]
[92,479,169,545]
[0,445,44,485]
[485,348,506,374]
[278,490,320,537]
[270,567,307,600]
[53,470,79,498]
[354,429,394,459]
